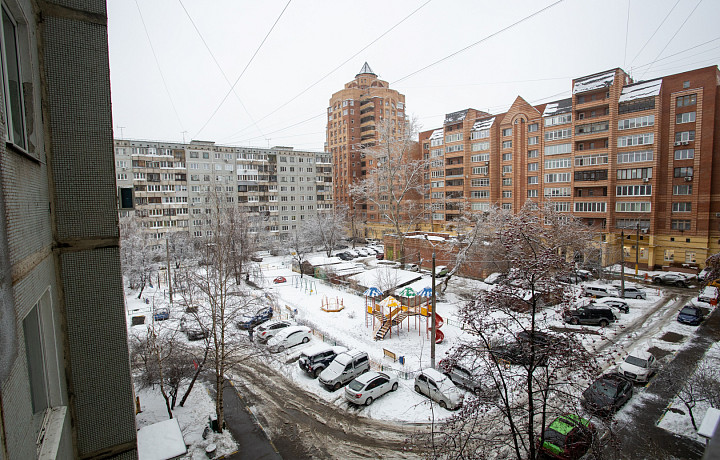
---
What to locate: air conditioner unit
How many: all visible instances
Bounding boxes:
[681,141,690,145]
[684,176,693,182]
[642,178,650,183]
[674,141,682,146]
[484,161,490,165]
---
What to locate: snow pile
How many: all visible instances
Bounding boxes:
[542,98,572,116]
[573,70,616,94]
[428,129,443,140]
[137,418,186,460]
[471,117,495,132]
[619,79,662,103]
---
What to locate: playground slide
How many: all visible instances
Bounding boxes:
[435,313,443,329]
[435,329,444,344]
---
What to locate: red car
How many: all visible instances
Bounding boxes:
[273,276,287,284]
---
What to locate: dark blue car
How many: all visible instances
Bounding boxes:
[153,308,170,321]
[237,306,274,330]
[677,305,704,325]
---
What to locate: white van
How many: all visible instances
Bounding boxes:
[582,284,617,298]
[698,286,719,304]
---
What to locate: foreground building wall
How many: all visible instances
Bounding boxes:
[421,66,720,270]
[0,1,136,458]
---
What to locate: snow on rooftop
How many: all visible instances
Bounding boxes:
[542,98,572,117]
[137,418,186,460]
[307,256,342,266]
[573,70,616,95]
[428,129,444,140]
[347,267,422,290]
[618,79,662,103]
[444,109,468,124]
[471,117,495,132]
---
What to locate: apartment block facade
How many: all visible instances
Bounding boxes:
[1,0,137,458]
[114,140,333,241]
[420,66,720,270]
[327,63,407,217]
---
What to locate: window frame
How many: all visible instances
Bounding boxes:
[1,3,29,152]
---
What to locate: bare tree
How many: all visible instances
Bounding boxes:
[308,204,350,257]
[671,359,720,430]
[350,117,427,265]
[119,216,161,299]
[427,204,601,459]
[288,221,317,278]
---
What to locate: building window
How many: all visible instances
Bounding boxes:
[527,189,538,198]
[528,176,538,184]
[502,128,512,136]
[502,178,512,186]
[676,94,696,107]
[674,149,694,160]
[502,190,512,198]
[670,219,690,231]
[471,142,490,151]
[675,131,695,142]
[672,202,692,212]
[502,203,512,210]
[617,133,654,147]
[528,123,538,132]
[545,128,573,141]
[686,252,696,263]
[617,167,651,180]
[616,201,651,212]
[673,184,692,195]
[676,112,696,124]
[502,153,512,161]
[528,136,539,145]
[544,114,572,127]
[617,149,653,164]
[618,115,654,130]
[545,157,571,169]
[528,149,539,158]
[544,143,572,156]
[528,162,538,172]
[544,173,571,183]
[502,165,512,174]
[683,81,690,89]
[502,140,512,149]
[673,167,693,178]
[1,5,27,150]
[664,249,674,262]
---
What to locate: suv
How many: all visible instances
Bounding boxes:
[564,305,616,327]
[318,350,370,390]
[438,360,483,393]
[298,344,348,378]
[414,368,463,410]
[616,286,647,299]
[583,285,617,298]
[652,272,691,287]
[237,306,274,330]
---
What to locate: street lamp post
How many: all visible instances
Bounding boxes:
[635,222,640,277]
[620,229,625,298]
[431,250,436,369]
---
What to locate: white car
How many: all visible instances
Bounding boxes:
[405,263,419,272]
[344,371,399,405]
[619,349,658,382]
[266,326,312,353]
[256,320,293,343]
[414,368,464,410]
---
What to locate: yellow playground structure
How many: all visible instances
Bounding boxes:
[363,287,444,343]
[321,295,345,312]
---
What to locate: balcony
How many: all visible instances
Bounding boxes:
[575,121,609,136]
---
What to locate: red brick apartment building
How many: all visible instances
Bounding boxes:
[420,66,720,270]
[327,63,408,227]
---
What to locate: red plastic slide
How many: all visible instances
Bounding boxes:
[435,313,444,343]
[435,313,444,329]
[435,329,444,344]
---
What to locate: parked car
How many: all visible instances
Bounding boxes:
[593,298,629,314]
[186,326,209,341]
[484,272,504,285]
[273,276,287,284]
[336,252,353,261]
[376,260,400,268]
[619,348,658,382]
[256,320,293,343]
[489,331,554,366]
[435,265,449,277]
[375,252,385,260]
[538,414,595,460]
[698,286,719,303]
[318,350,370,390]
[266,326,312,353]
[438,360,483,393]
[414,368,463,410]
[237,306,274,330]
[355,248,370,257]
[652,272,691,287]
[677,305,704,325]
[345,249,360,258]
[698,267,711,281]
[344,371,399,406]
[564,305,616,327]
[153,308,170,321]
[616,286,647,299]
[405,263,420,272]
[298,344,348,378]
[575,269,593,281]
[582,373,633,415]
[582,285,617,298]
[250,255,263,262]
[558,274,583,284]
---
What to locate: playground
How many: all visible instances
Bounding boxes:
[263,270,467,378]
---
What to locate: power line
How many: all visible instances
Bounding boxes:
[134,0,185,133]
[219,0,434,143]
[630,36,720,69]
[639,0,704,80]
[194,0,293,138]
[628,0,681,68]
[623,0,631,67]
[177,0,266,141]
[392,0,564,85]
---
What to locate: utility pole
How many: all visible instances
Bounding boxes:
[635,222,640,277]
[166,237,173,304]
[620,229,625,298]
[431,250,437,369]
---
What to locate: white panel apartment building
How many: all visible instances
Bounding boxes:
[114,139,333,241]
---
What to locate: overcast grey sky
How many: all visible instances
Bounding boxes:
[107,0,720,150]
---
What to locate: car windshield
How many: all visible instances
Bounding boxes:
[348,380,364,391]
[591,380,618,397]
[326,359,346,373]
[543,428,567,449]
[680,307,697,315]
[625,355,648,368]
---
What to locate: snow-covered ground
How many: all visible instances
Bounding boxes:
[124,251,715,447]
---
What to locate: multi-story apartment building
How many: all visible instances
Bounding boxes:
[420,65,720,270]
[327,63,407,220]
[1,0,137,458]
[114,140,333,242]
